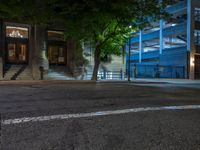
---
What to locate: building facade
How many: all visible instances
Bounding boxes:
[0,20,125,80]
[127,0,200,79]
[1,0,199,81]
[0,20,80,80]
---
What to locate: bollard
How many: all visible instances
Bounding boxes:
[39,66,44,80]
[120,69,123,80]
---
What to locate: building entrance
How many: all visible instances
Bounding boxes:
[6,41,28,64]
[48,45,65,65]
[47,30,66,65]
[5,25,29,64]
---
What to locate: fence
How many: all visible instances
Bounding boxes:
[86,70,124,80]
[85,65,185,80]
[195,9,200,22]
[128,64,185,79]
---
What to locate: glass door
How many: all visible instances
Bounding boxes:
[6,42,28,64]
[48,45,65,65]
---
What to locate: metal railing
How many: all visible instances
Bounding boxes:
[131,23,187,43]
[83,64,185,80]
[166,1,187,14]
[195,9,200,22]
[86,70,125,80]
[128,64,185,79]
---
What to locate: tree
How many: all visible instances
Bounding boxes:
[50,0,166,81]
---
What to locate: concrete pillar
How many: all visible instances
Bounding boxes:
[0,20,2,58]
[160,19,164,55]
[0,57,3,79]
[32,25,49,80]
[67,40,76,70]
[0,20,3,79]
[159,0,163,55]
[139,30,143,63]
[67,39,83,76]
[128,38,131,82]
[187,0,195,79]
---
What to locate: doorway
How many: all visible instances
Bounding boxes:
[48,45,65,65]
[5,25,29,64]
[6,41,28,64]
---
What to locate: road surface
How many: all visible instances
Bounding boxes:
[0,82,200,150]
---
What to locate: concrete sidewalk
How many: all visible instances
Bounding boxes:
[0,80,96,85]
[131,78,200,84]
[0,78,199,85]
[100,78,200,84]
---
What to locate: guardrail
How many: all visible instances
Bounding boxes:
[166,1,187,14]
[131,23,187,43]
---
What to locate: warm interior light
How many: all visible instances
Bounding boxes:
[9,30,23,38]
[190,57,195,66]
[6,26,28,38]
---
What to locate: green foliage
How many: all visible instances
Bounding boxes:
[0,0,166,53]
[50,0,165,59]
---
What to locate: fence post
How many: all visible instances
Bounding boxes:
[145,65,147,78]
[133,64,136,78]
[171,66,173,78]
[103,70,106,79]
[128,37,131,82]
[120,69,123,80]
[155,64,159,78]
[39,66,44,80]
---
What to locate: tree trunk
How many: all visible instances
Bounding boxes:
[91,45,101,81]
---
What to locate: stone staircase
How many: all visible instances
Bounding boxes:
[4,65,33,80]
[45,66,75,80]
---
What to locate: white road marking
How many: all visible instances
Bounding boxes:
[2,105,200,125]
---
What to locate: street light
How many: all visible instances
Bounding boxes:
[127,25,133,82]
[128,34,131,82]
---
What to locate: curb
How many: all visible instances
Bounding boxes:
[0,80,199,85]
[0,80,96,85]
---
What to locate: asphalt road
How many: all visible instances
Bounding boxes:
[0,82,200,150]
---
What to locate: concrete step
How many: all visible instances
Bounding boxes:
[4,65,33,80]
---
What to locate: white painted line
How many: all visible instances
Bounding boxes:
[2,105,200,125]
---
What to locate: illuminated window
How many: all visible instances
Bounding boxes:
[6,26,28,38]
[48,30,64,41]
[48,45,65,64]
[7,43,28,63]
[48,30,65,64]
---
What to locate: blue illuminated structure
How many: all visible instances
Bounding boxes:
[126,0,200,79]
